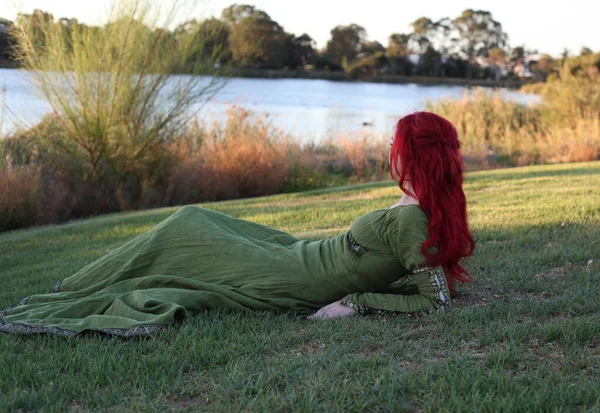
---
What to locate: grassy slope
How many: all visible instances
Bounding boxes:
[1,161,599,412]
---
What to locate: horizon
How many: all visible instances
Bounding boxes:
[2,0,599,58]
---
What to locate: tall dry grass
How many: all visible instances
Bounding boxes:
[432,60,600,169]
[168,106,391,201]
[168,106,289,202]
[5,78,599,232]
[426,85,600,168]
[335,132,389,182]
[0,157,40,231]
[0,106,391,231]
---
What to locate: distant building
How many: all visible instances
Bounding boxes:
[513,54,547,78]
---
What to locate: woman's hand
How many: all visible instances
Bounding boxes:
[306,300,357,320]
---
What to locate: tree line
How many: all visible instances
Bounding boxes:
[0,5,595,81]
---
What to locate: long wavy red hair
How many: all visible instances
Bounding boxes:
[390,111,475,291]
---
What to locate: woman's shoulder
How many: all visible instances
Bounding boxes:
[386,205,429,226]
[352,205,428,241]
[381,205,429,242]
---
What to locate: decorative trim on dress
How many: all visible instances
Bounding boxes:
[52,279,62,293]
[339,296,373,315]
[346,231,369,257]
[427,266,449,312]
[0,285,167,337]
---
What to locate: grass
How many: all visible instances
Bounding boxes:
[1,161,600,412]
[426,88,600,169]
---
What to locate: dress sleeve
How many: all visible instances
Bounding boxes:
[340,266,450,315]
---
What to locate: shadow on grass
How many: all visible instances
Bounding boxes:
[453,220,599,319]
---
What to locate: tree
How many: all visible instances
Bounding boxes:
[386,34,413,75]
[221,4,269,24]
[345,52,387,78]
[0,18,13,61]
[510,46,525,62]
[430,18,456,59]
[326,24,366,69]
[488,48,507,81]
[453,9,508,78]
[409,17,434,54]
[285,33,316,68]
[530,54,553,81]
[580,46,593,56]
[409,18,446,76]
[224,5,287,69]
[14,9,55,51]
[409,17,455,58]
[387,33,410,57]
[198,18,231,64]
[361,40,385,57]
[419,46,443,76]
[503,45,525,75]
[407,17,457,76]
[175,18,231,67]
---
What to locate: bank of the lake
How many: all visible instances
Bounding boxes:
[0,58,526,85]
[0,59,16,69]
[234,68,527,88]
[1,66,596,233]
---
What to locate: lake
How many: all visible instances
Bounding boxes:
[0,68,539,141]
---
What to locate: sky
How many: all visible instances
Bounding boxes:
[2,0,599,57]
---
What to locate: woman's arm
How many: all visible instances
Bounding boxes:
[340,291,438,315]
[306,267,449,320]
[340,266,450,315]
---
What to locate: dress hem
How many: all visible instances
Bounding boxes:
[0,285,167,338]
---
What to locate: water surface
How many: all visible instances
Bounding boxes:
[0,69,539,141]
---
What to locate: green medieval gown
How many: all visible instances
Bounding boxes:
[0,205,450,337]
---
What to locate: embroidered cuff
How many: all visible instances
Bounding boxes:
[340,295,386,316]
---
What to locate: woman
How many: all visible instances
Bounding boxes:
[0,112,475,337]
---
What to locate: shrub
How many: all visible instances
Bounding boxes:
[426,86,600,169]
[170,106,289,202]
[0,158,40,231]
[10,0,227,210]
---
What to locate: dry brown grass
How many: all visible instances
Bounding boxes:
[168,106,289,202]
[427,87,600,168]
[167,106,391,203]
[0,158,40,231]
[336,132,388,182]
[0,106,393,231]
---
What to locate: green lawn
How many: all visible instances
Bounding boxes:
[1,161,599,412]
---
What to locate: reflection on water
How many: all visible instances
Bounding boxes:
[0,69,539,142]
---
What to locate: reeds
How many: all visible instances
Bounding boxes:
[426,82,600,168]
[0,106,391,230]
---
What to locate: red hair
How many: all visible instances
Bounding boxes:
[390,111,475,291]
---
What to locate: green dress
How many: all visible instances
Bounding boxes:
[0,205,450,337]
